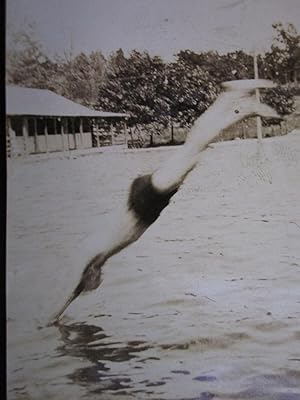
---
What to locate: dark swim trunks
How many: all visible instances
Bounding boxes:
[128,174,178,225]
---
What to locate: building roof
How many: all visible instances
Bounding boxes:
[6,86,129,118]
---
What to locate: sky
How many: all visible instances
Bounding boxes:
[6,0,300,60]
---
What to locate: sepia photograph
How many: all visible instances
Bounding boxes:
[6,0,300,399]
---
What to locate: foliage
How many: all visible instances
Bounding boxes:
[163,59,219,126]
[6,23,107,106]
[54,51,107,106]
[176,49,254,83]
[261,23,300,83]
[261,86,295,121]
[97,50,219,127]
[6,21,299,136]
[6,23,57,89]
[97,50,169,125]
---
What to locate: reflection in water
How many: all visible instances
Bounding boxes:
[53,321,300,399]
[55,321,161,396]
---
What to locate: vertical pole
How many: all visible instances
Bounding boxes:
[54,118,58,152]
[7,117,13,158]
[110,122,114,145]
[171,119,174,144]
[241,120,246,139]
[91,118,94,147]
[61,118,65,151]
[79,118,84,148]
[130,127,134,148]
[280,120,287,136]
[253,51,263,141]
[95,120,100,147]
[33,118,39,153]
[150,133,153,147]
[123,120,128,146]
[72,118,77,149]
[22,117,29,156]
[44,118,49,153]
[66,119,70,150]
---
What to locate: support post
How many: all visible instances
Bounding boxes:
[123,120,128,146]
[170,119,174,144]
[110,123,114,145]
[61,118,65,151]
[44,119,49,153]
[79,118,84,148]
[7,117,14,158]
[253,51,263,141]
[95,120,100,147]
[54,118,58,152]
[241,120,244,139]
[130,128,134,148]
[33,118,39,153]
[66,119,70,150]
[71,118,77,149]
[22,117,29,156]
[150,134,153,146]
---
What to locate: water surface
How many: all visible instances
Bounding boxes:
[7,136,300,399]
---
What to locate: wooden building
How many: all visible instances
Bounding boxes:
[6,86,129,157]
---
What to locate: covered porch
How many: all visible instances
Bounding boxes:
[7,115,128,156]
[6,86,129,157]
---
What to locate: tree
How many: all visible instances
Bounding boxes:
[7,21,296,136]
[176,49,254,83]
[6,23,57,89]
[55,51,107,106]
[175,47,295,120]
[163,59,219,126]
[97,50,169,125]
[262,23,300,83]
[261,86,295,121]
[6,23,107,107]
[97,50,220,130]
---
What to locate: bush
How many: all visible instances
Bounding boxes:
[262,86,295,116]
[261,86,295,125]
